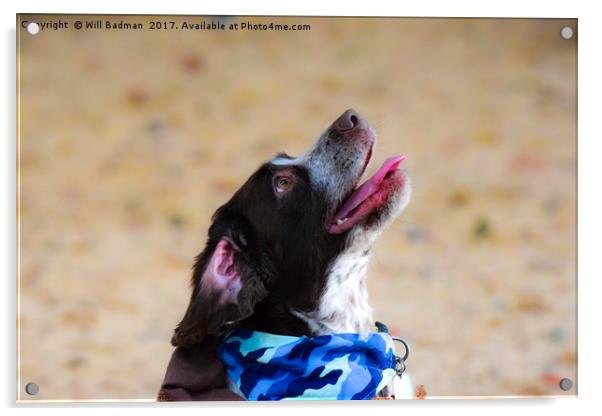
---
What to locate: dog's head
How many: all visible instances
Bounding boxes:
[172,109,411,348]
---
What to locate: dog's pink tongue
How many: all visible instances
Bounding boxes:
[334,155,405,221]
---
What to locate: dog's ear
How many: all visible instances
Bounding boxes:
[171,220,271,348]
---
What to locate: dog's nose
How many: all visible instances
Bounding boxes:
[332,109,364,133]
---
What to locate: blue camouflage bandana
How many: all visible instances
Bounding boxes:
[217,328,398,400]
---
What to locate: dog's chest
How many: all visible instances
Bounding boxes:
[295,252,374,334]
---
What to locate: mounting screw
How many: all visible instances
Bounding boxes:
[560,26,574,40]
[559,378,573,391]
[26,22,40,35]
[25,382,39,396]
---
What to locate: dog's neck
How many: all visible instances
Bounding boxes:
[292,249,374,335]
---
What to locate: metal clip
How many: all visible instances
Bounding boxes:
[395,356,406,377]
[392,336,410,377]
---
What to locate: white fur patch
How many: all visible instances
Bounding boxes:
[293,251,374,335]
[270,156,304,166]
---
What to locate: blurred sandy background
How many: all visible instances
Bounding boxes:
[17,15,576,400]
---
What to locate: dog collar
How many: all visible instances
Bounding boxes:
[217,323,409,400]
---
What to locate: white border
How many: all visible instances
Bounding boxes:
[3,0,601,415]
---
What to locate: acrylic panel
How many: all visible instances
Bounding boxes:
[17,14,577,401]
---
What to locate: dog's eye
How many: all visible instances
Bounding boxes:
[274,176,293,193]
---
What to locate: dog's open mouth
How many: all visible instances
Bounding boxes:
[328,153,406,234]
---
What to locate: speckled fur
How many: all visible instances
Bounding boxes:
[272,124,377,220]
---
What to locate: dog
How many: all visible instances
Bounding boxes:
[162,109,411,401]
